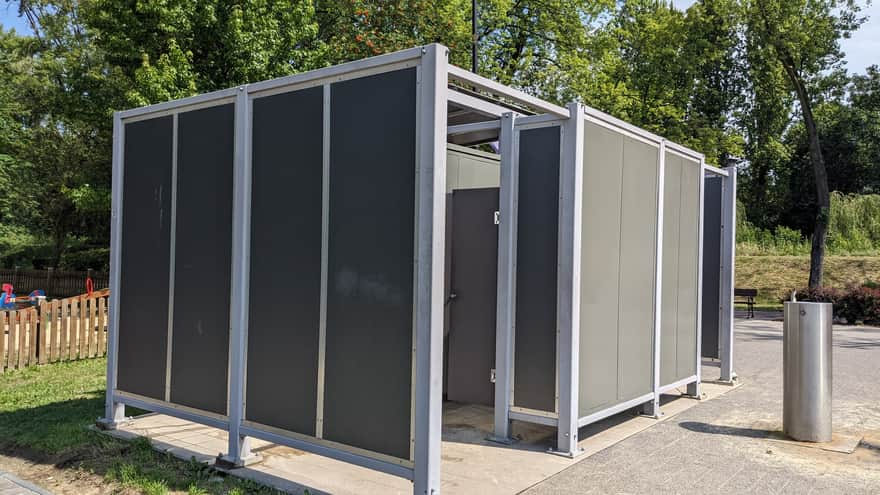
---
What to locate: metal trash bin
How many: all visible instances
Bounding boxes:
[783,301,833,442]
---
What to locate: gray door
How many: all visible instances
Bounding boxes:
[446,187,499,406]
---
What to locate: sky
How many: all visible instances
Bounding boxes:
[1,1,878,75]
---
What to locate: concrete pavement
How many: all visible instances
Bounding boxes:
[526,316,880,494]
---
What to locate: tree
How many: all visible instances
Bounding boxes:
[315,0,472,68]
[745,0,864,288]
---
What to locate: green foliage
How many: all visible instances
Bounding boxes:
[737,193,880,256]
[1,0,879,277]
[0,358,282,493]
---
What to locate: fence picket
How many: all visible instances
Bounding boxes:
[62,298,71,360]
[90,297,98,357]
[69,299,78,360]
[81,297,89,358]
[38,303,48,364]
[0,292,109,371]
[12,310,22,368]
[50,300,60,362]
[26,309,36,364]
[1,311,6,372]
[97,297,106,355]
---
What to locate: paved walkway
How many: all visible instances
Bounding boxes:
[528,317,880,494]
[0,472,49,495]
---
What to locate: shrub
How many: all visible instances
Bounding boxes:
[791,286,842,304]
[791,283,880,325]
[836,286,880,325]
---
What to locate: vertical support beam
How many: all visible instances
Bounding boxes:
[555,102,583,456]
[219,86,259,467]
[491,112,517,443]
[643,140,666,418]
[688,158,708,398]
[719,166,737,383]
[99,112,126,429]
[413,44,447,495]
[164,114,178,402]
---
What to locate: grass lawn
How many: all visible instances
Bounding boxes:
[0,358,280,495]
[736,255,880,308]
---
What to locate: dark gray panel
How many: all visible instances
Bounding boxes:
[323,68,416,460]
[513,126,560,412]
[169,104,234,415]
[117,116,173,400]
[702,177,723,359]
[245,87,323,434]
[447,188,499,406]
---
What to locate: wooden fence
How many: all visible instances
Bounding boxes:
[0,268,109,299]
[1,289,110,372]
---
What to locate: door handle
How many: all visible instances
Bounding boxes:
[446,292,458,305]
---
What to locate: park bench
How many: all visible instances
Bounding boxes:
[734,288,757,318]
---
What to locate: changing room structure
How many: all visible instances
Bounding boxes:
[101,44,736,494]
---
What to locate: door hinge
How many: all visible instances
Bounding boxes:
[490,368,497,383]
[494,211,500,225]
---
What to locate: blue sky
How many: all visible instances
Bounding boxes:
[1,1,877,75]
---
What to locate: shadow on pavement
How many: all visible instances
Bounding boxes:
[678,421,779,439]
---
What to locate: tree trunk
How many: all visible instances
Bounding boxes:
[780,58,830,288]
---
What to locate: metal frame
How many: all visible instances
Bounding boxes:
[222,86,254,466]
[555,102,584,456]
[644,139,667,419]
[491,112,517,443]
[102,42,729,494]
[164,114,178,403]
[103,45,447,493]
[719,166,737,382]
[506,117,565,418]
[315,82,331,438]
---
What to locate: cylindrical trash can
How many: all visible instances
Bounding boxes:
[783,301,832,442]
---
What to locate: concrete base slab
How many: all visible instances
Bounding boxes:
[216,453,264,469]
[106,381,739,495]
[768,433,863,454]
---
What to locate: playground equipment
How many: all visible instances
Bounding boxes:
[0,283,46,310]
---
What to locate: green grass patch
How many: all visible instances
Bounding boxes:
[0,358,281,494]
[736,255,880,308]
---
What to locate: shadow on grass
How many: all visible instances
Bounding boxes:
[0,396,284,494]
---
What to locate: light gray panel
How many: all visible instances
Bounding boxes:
[676,157,701,378]
[578,122,623,416]
[446,146,500,192]
[660,154,682,386]
[616,136,658,402]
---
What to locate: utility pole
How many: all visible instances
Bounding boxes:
[472,0,478,74]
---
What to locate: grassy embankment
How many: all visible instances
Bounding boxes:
[0,358,280,495]
[735,255,880,309]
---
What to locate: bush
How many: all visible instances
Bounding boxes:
[837,286,880,325]
[59,247,110,271]
[792,283,880,325]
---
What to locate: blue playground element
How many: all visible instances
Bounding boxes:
[0,284,45,310]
